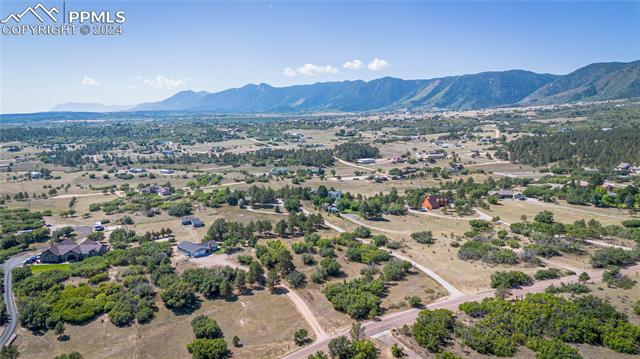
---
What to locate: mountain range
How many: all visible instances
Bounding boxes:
[53,60,640,113]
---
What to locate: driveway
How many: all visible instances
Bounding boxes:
[0,253,32,346]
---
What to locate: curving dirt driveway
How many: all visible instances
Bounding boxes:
[190,250,327,341]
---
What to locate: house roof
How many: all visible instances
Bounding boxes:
[44,239,106,256]
[177,241,215,253]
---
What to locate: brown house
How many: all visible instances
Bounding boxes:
[421,195,449,210]
[40,239,108,263]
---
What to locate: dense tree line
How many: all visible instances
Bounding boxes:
[334,142,380,161]
[506,128,640,168]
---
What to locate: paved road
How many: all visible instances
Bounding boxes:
[0,253,31,347]
[282,263,640,359]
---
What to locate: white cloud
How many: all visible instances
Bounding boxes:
[296,63,339,76]
[284,63,339,77]
[367,58,390,71]
[82,77,100,86]
[343,60,365,70]
[283,67,298,77]
[142,75,187,90]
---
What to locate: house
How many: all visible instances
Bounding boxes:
[479,137,496,144]
[489,189,516,199]
[140,186,159,194]
[356,158,376,164]
[513,193,527,201]
[40,239,108,263]
[271,167,289,176]
[177,241,218,258]
[307,167,322,175]
[328,190,343,200]
[601,183,616,191]
[191,218,204,228]
[421,195,449,210]
[141,185,172,196]
[616,163,632,172]
[157,187,172,196]
[402,167,418,175]
[450,163,464,172]
[29,171,43,179]
[420,151,446,160]
[181,217,204,227]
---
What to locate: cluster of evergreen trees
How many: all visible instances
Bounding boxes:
[506,127,640,168]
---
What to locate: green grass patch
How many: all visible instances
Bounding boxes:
[30,263,71,274]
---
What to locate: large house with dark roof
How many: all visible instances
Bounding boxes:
[40,239,109,263]
[177,241,218,258]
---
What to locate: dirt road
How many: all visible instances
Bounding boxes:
[282,263,640,358]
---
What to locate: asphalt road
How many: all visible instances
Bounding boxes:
[0,253,31,347]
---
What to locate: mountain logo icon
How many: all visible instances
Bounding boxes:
[1,3,59,24]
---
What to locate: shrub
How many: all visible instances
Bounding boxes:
[187,338,229,359]
[320,257,341,277]
[526,338,582,359]
[382,260,412,282]
[191,315,223,339]
[323,277,385,319]
[534,268,562,280]
[591,248,637,268]
[411,231,435,245]
[407,296,422,308]
[603,268,637,289]
[301,253,316,266]
[490,271,533,289]
[412,309,455,352]
[354,226,372,238]
[286,270,307,288]
[160,281,197,311]
[88,272,109,284]
[294,328,311,346]
[621,219,640,228]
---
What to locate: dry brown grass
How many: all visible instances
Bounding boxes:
[14,289,310,359]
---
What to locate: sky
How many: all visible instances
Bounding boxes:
[1,0,639,114]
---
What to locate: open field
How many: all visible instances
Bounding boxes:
[14,289,310,359]
[483,198,638,226]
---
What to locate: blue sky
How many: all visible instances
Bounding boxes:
[1,0,639,114]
